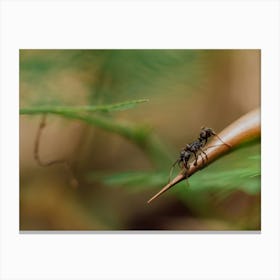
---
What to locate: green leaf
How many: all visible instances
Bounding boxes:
[19,98,149,115]
[88,171,167,191]
[89,50,202,103]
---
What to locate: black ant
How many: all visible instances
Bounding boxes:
[169,127,231,182]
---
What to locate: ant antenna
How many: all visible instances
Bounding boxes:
[212,133,232,148]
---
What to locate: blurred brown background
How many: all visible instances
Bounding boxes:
[20,50,260,230]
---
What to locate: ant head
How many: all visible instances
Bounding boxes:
[200,129,206,138]
[206,127,215,135]
[200,127,215,139]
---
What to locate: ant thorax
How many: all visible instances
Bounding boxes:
[188,140,202,152]
[180,150,191,161]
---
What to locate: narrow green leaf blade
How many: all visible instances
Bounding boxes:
[20,98,149,115]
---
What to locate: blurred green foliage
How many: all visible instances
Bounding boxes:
[20,50,201,106]
[89,141,260,195]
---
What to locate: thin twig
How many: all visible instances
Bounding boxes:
[34,115,79,188]
[147,108,261,203]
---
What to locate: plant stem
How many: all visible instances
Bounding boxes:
[20,99,149,114]
[34,114,79,188]
[147,108,261,203]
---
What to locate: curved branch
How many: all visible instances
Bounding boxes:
[147,108,261,203]
[34,115,79,188]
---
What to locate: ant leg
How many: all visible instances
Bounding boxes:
[196,151,205,165]
[179,160,184,169]
[199,148,208,161]
[199,148,208,166]
[168,159,179,182]
[179,159,190,188]
[204,144,222,151]
[182,157,186,167]
[183,158,189,170]
[197,150,206,165]
[193,152,198,166]
[184,169,190,188]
